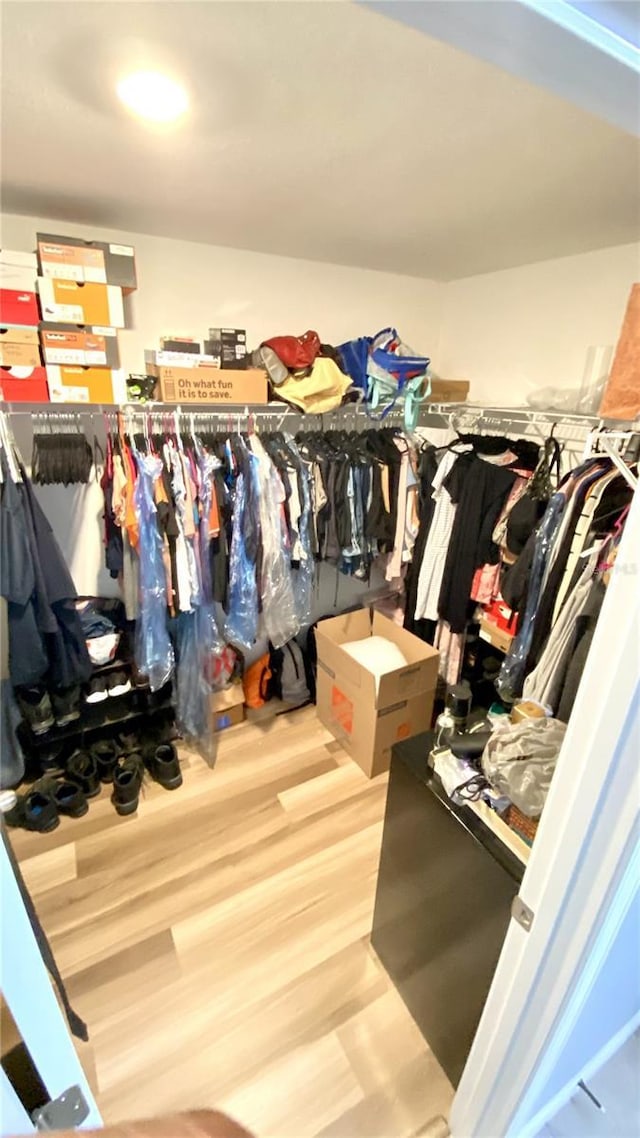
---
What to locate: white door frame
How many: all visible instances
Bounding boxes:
[1,1070,34,1136]
[0,836,102,1134]
[450,483,640,1138]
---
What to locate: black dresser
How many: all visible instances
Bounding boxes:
[371,732,525,1087]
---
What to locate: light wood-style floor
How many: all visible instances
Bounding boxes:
[8,706,453,1137]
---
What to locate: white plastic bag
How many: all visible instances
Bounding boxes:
[482,718,566,818]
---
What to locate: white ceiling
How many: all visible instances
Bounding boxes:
[2,1,639,280]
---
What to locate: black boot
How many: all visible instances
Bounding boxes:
[147,742,182,790]
[111,756,144,816]
[52,779,89,819]
[67,750,101,798]
[91,738,120,783]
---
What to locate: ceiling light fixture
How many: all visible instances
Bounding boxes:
[117,70,189,123]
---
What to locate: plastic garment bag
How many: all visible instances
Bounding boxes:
[133,451,174,691]
[197,449,219,606]
[168,444,201,611]
[174,607,214,741]
[286,436,313,629]
[224,471,259,652]
[496,493,566,702]
[250,435,299,648]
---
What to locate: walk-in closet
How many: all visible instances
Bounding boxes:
[1,3,639,1138]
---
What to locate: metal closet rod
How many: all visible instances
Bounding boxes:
[2,400,637,430]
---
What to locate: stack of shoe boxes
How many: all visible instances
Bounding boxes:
[0,249,48,401]
[36,232,137,403]
[145,326,268,404]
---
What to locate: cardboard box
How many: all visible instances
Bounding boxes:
[479,616,513,655]
[0,365,49,403]
[0,289,39,326]
[599,283,640,421]
[37,233,137,292]
[37,279,125,328]
[40,323,119,367]
[210,684,245,732]
[144,350,219,368]
[149,365,268,404]
[206,327,247,370]
[427,378,470,404]
[46,365,127,404]
[0,250,37,291]
[0,326,41,368]
[315,610,439,778]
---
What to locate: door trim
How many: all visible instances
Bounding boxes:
[450,485,640,1138]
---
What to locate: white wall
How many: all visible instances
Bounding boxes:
[0,213,442,376]
[437,242,640,407]
[2,211,638,598]
[1,211,442,598]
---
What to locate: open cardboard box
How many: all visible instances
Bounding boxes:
[210,683,245,733]
[148,364,268,404]
[315,609,439,778]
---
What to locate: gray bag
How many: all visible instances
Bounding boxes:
[482,718,566,818]
[269,640,310,706]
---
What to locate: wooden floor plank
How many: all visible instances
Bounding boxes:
[8,706,453,1135]
[19,841,77,896]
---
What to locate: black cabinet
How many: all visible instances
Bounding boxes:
[371,733,524,1087]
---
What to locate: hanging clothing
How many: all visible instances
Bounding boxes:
[0,455,91,690]
[413,449,462,622]
[404,445,439,634]
[133,449,174,691]
[522,548,601,713]
[497,491,567,701]
[439,454,518,634]
[556,578,606,723]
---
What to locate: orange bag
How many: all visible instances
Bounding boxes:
[242,653,272,709]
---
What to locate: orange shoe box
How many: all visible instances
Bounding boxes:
[37,233,137,293]
[46,364,126,404]
[40,323,119,367]
[37,278,125,328]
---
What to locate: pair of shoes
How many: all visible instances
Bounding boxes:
[17,685,83,734]
[50,686,81,727]
[86,672,132,704]
[5,777,89,834]
[111,742,182,816]
[16,687,55,734]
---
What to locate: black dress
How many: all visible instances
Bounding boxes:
[438,454,517,634]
